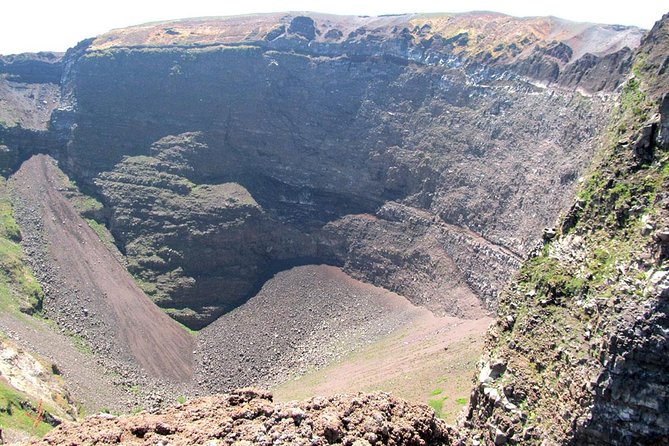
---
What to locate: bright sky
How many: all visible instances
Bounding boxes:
[0,0,666,55]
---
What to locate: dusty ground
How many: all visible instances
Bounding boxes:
[272,308,491,423]
[10,155,194,382]
[195,265,428,392]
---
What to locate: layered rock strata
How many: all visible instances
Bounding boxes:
[26,12,641,327]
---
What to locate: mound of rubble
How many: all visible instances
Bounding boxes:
[33,389,451,446]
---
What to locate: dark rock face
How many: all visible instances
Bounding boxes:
[0,52,63,84]
[95,133,330,328]
[0,126,65,175]
[0,52,66,173]
[0,13,645,328]
[287,16,316,40]
[0,81,61,131]
[41,13,640,327]
[638,13,669,98]
[574,300,669,445]
[559,48,634,93]
[324,203,520,315]
[660,93,669,149]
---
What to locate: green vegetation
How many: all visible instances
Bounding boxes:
[0,181,21,242]
[0,380,53,437]
[427,387,458,418]
[520,256,585,301]
[616,56,653,134]
[69,193,103,215]
[67,330,93,356]
[509,68,667,327]
[99,407,121,416]
[619,77,647,124]
[133,277,158,297]
[168,317,197,335]
[76,401,86,418]
[176,395,187,404]
[55,167,105,214]
[84,218,118,252]
[85,218,105,238]
[85,44,261,60]
[428,396,447,418]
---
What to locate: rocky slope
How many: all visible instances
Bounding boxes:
[0,153,191,417]
[9,155,194,382]
[194,264,444,392]
[0,52,64,177]
[465,13,669,446]
[0,52,62,129]
[8,12,639,328]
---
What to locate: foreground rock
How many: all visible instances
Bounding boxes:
[32,389,451,446]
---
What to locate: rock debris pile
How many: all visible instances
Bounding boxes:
[33,389,451,446]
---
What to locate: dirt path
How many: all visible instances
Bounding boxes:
[11,155,194,382]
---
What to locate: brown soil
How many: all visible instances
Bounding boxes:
[194,263,490,423]
[31,389,452,446]
[10,155,193,381]
[91,12,642,63]
[5,154,488,426]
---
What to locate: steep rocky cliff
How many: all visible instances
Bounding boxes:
[0,52,63,176]
[465,13,669,446]
[6,12,639,328]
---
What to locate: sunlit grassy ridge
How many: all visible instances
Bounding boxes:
[0,379,53,438]
[0,177,43,314]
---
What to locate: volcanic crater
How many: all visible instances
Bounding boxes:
[1,11,664,444]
